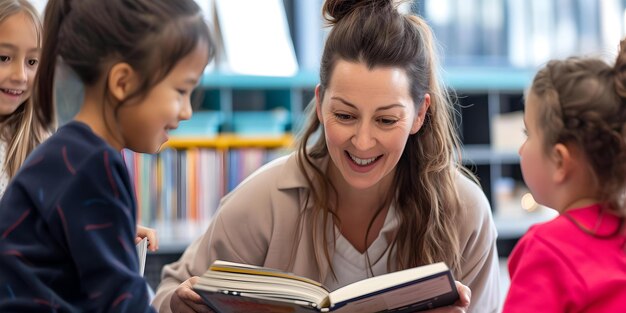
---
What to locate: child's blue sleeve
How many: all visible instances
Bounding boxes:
[46,148,156,313]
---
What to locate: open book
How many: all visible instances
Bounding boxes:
[193,260,459,313]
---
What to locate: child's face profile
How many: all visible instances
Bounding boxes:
[116,43,210,153]
[316,60,424,191]
[0,12,39,117]
[519,89,554,208]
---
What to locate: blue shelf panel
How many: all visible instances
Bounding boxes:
[442,67,536,91]
[200,67,536,91]
[201,70,319,89]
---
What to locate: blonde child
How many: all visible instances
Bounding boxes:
[0,0,214,311]
[503,39,626,311]
[0,0,47,196]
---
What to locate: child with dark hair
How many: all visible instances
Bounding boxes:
[0,0,214,311]
[503,39,626,312]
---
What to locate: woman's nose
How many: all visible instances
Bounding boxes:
[351,121,376,151]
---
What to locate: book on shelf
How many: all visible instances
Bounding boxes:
[193,260,459,313]
[136,237,148,277]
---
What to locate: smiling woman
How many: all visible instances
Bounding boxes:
[154,1,501,313]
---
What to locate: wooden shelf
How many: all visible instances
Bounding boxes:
[164,133,294,149]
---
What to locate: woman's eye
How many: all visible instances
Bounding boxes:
[177,89,187,95]
[0,56,10,62]
[334,113,353,121]
[378,118,398,125]
[27,59,38,66]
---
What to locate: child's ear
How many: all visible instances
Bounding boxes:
[107,63,136,102]
[551,143,572,183]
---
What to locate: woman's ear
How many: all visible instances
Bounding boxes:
[315,84,323,124]
[107,63,136,102]
[411,93,431,134]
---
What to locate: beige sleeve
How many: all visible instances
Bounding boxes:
[151,220,215,313]
[455,173,502,313]
[151,178,275,312]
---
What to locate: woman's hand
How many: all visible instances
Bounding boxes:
[424,281,471,313]
[170,276,214,313]
[135,224,158,251]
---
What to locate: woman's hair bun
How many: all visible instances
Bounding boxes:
[322,0,399,25]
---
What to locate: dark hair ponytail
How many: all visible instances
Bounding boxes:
[35,0,214,128]
[33,0,71,129]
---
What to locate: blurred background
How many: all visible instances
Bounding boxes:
[30,0,626,300]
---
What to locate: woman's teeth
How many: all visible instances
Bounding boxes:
[2,89,23,95]
[350,154,377,165]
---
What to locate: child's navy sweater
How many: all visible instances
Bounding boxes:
[0,121,155,312]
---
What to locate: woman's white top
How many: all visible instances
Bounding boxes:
[324,205,399,291]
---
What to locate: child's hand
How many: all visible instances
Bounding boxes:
[135,224,158,251]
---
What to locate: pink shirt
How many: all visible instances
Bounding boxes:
[503,204,626,312]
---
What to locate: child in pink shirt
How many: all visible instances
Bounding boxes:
[503,39,626,312]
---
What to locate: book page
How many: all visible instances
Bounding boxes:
[328,262,453,308]
[330,275,456,313]
[198,272,327,304]
[197,260,330,307]
[136,237,148,277]
[210,260,324,287]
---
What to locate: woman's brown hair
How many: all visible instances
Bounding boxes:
[295,0,469,278]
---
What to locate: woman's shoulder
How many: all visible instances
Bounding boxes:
[206,152,318,253]
[216,152,311,218]
[227,152,305,192]
[453,169,491,213]
[451,169,496,238]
